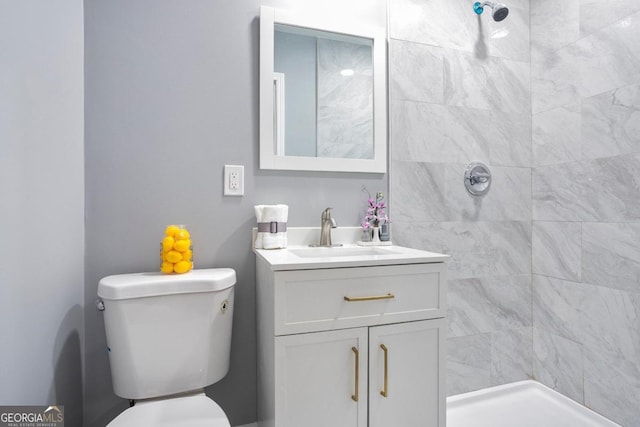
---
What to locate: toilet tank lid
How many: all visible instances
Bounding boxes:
[98,268,236,300]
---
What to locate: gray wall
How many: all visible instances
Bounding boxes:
[388,0,533,396]
[530,1,640,425]
[83,0,387,425]
[0,1,85,425]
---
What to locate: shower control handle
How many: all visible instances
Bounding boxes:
[464,162,492,197]
[469,172,490,185]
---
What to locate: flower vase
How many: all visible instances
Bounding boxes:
[371,226,381,243]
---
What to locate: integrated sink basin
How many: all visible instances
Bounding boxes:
[289,246,399,258]
[253,226,450,270]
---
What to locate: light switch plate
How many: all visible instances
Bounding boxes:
[224,165,244,196]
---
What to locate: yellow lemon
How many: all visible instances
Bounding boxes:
[173,260,192,274]
[165,225,180,237]
[165,250,182,264]
[162,236,175,252]
[175,229,190,240]
[160,262,174,274]
[173,239,191,252]
[181,249,193,261]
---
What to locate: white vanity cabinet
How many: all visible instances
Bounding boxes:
[255,245,448,427]
[275,327,368,427]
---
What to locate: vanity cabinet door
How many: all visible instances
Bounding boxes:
[275,328,368,427]
[368,319,446,427]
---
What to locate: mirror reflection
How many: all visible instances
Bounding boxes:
[274,25,374,160]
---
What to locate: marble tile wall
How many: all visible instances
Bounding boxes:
[531,1,640,425]
[389,0,640,421]
[390,1,640,422]
[388,0,533,397]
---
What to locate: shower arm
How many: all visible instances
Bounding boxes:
[474,1,503,15]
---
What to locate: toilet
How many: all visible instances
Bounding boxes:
[97,268,236,427]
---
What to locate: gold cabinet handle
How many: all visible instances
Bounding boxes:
[344,293,395,302]
[380,344,388,397]
[351,347,359,402]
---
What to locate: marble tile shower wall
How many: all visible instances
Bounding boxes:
[531,0,640,425]
[388,0,533,396]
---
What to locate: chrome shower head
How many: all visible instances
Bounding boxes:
[491,3,509,21]
[473,1,509,22]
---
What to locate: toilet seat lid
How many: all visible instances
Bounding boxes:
[107,394,230,427]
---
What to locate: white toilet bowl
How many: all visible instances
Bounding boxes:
[107,393,230,427]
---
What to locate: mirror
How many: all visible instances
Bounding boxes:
[260,6,387,173]
[274,25,374,160]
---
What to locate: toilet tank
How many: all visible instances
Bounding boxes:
[98,268,236,400]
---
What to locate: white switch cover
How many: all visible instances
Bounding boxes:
[224,165,244,196]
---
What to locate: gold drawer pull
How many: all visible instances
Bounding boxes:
[344,293,395,302]
[351,346,359,402]
[380,344,389,397]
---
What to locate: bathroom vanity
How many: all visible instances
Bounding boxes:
[255,236,449,427]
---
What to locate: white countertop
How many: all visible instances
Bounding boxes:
[253,226,450,271]
[255,244,449,271]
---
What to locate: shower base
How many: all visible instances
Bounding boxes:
[447,380,619,427]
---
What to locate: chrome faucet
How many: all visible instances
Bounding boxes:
[319,207,337,246]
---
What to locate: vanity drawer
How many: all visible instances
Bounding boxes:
[273,263,446,335]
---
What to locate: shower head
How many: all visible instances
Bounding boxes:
[473,1,509,22]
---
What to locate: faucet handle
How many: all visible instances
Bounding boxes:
[321,207,333,221]
[321,208,337,228]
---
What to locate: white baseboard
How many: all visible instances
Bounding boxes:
[235,423,257,427]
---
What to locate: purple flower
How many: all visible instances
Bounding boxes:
[361,191,391,230]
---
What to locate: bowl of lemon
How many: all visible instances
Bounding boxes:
[160,224,193,274]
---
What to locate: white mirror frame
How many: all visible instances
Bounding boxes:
[259,6,387,173]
